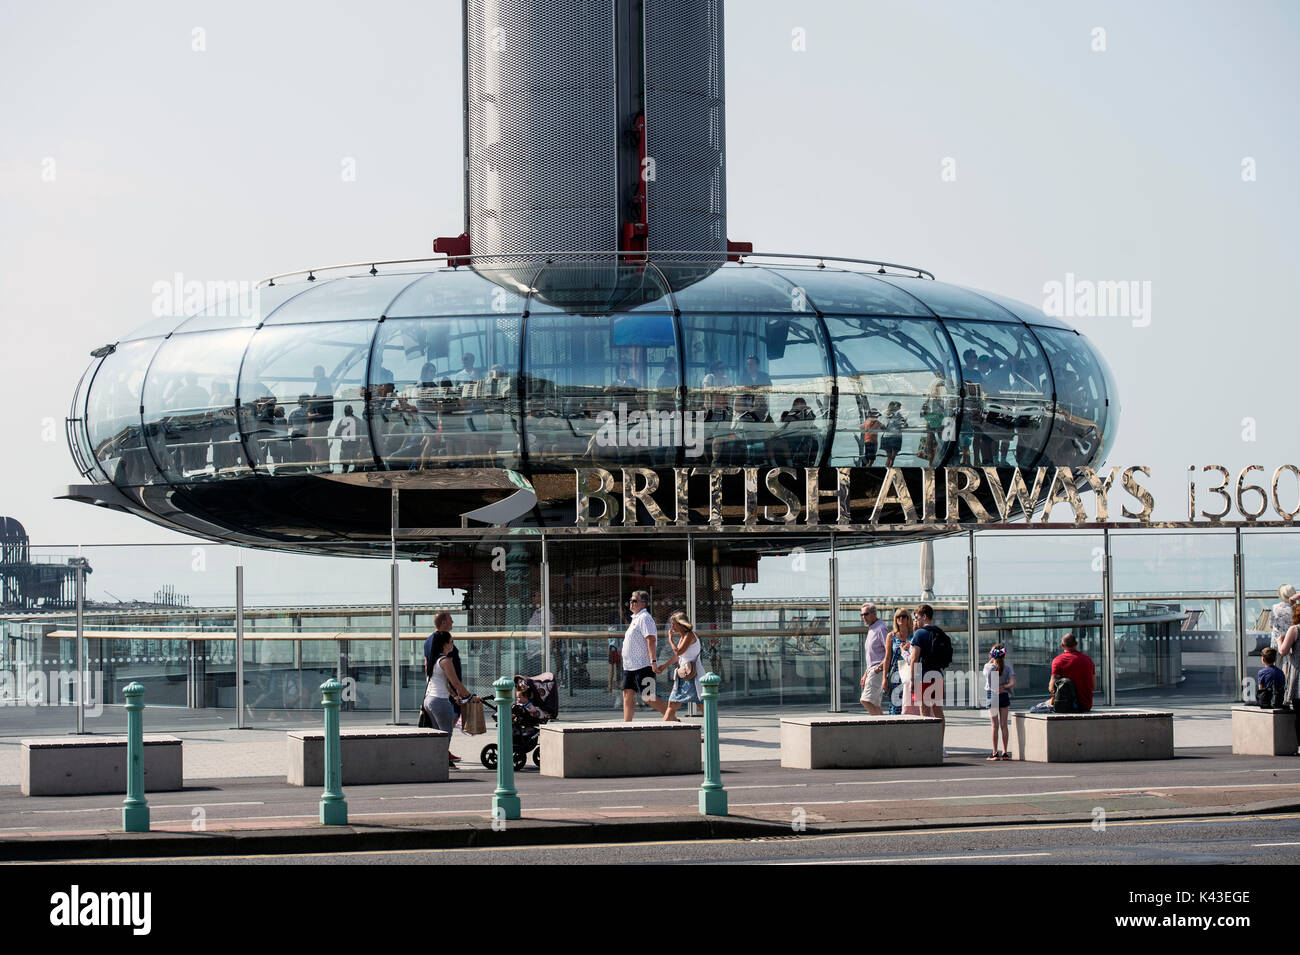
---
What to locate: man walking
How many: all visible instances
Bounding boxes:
[908,604,952,755]
[424,611,460,679]
[858,603,891,715]
[621,590,668,721]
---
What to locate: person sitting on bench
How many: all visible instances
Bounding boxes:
[1028,633,1095,713]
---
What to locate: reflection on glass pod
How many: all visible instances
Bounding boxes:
[67,261,1118,550]
[372,314,523,471]
[143,328,254,484]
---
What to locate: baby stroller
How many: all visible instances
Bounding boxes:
[480,672,560,771]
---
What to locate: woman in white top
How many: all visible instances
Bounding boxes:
[1271,585,1296,649]
[1279,602,1300,754]
[423,630,473,765]
[655,611,702,722]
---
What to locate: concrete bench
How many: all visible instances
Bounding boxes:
[287,727,450,786]
[538,722,701,778]
[21,735,183,796]
[1232,705,1298,756]
[780,715,943,769]
[1011,711,1174,762]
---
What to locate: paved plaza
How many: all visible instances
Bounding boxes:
[0,699,1241,784]
[1,699,1297,861]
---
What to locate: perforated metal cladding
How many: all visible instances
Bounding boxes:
[465,0,620,259]
[644,0,727,260]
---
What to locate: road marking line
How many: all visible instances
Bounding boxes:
[433,808,557,816]
[178,809,510,819]
[738,800,859,807]
[1251,841,1300,847]
[834,775,1075,786]
[378,788,695,802]
[564,787,696,796]
[763,852,1051,865]
[739,781,1300,806]
[378,783,799,801]
[932,782,1300,801]
[21,801,265,814]
[378,793,523,801]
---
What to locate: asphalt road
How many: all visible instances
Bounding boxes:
[4,750,1300,834]
[22,814,1300,865]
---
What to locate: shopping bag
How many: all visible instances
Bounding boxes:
[460,697,487,735]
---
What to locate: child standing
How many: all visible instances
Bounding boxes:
[983,644,1016,759]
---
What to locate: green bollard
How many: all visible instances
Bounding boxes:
[699,672,727,816]
[492,676,521,821]
[319,679,348,826]
[122,682,150,832]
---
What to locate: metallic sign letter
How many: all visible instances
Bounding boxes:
[576,468,619,528]
[1121,466,1155,521]
[983,467,1048,524]
[764,467,802,524]
[1039,468,1089,524]
[622,468,669,526]
[870,468,919,525]
[804,468,851,526]
[944,467,991,523]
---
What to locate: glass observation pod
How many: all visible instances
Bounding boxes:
[65,255,1119,554]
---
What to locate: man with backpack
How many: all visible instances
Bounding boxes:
[1029,633,1096,713]
[908,604,953,756]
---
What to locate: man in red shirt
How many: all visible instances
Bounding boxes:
[1029,633,1096,713]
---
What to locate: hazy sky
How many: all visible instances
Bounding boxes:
[3,0,1298,600]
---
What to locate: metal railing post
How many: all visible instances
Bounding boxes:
[687,535,698,717]
[75,556,85,734]
[967,530,979,709]
[122,682,149,832]
[540,533,551,674]
[686,535,697,623]
[391,488,401,725]
[1234,527,1246,700]
[699,672,727,816]
[829,540,841,713]
[1103,528,1116,707]
[319,678,347,825]
[235,562,246,728]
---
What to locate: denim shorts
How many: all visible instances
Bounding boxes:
[669,674,701,703]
